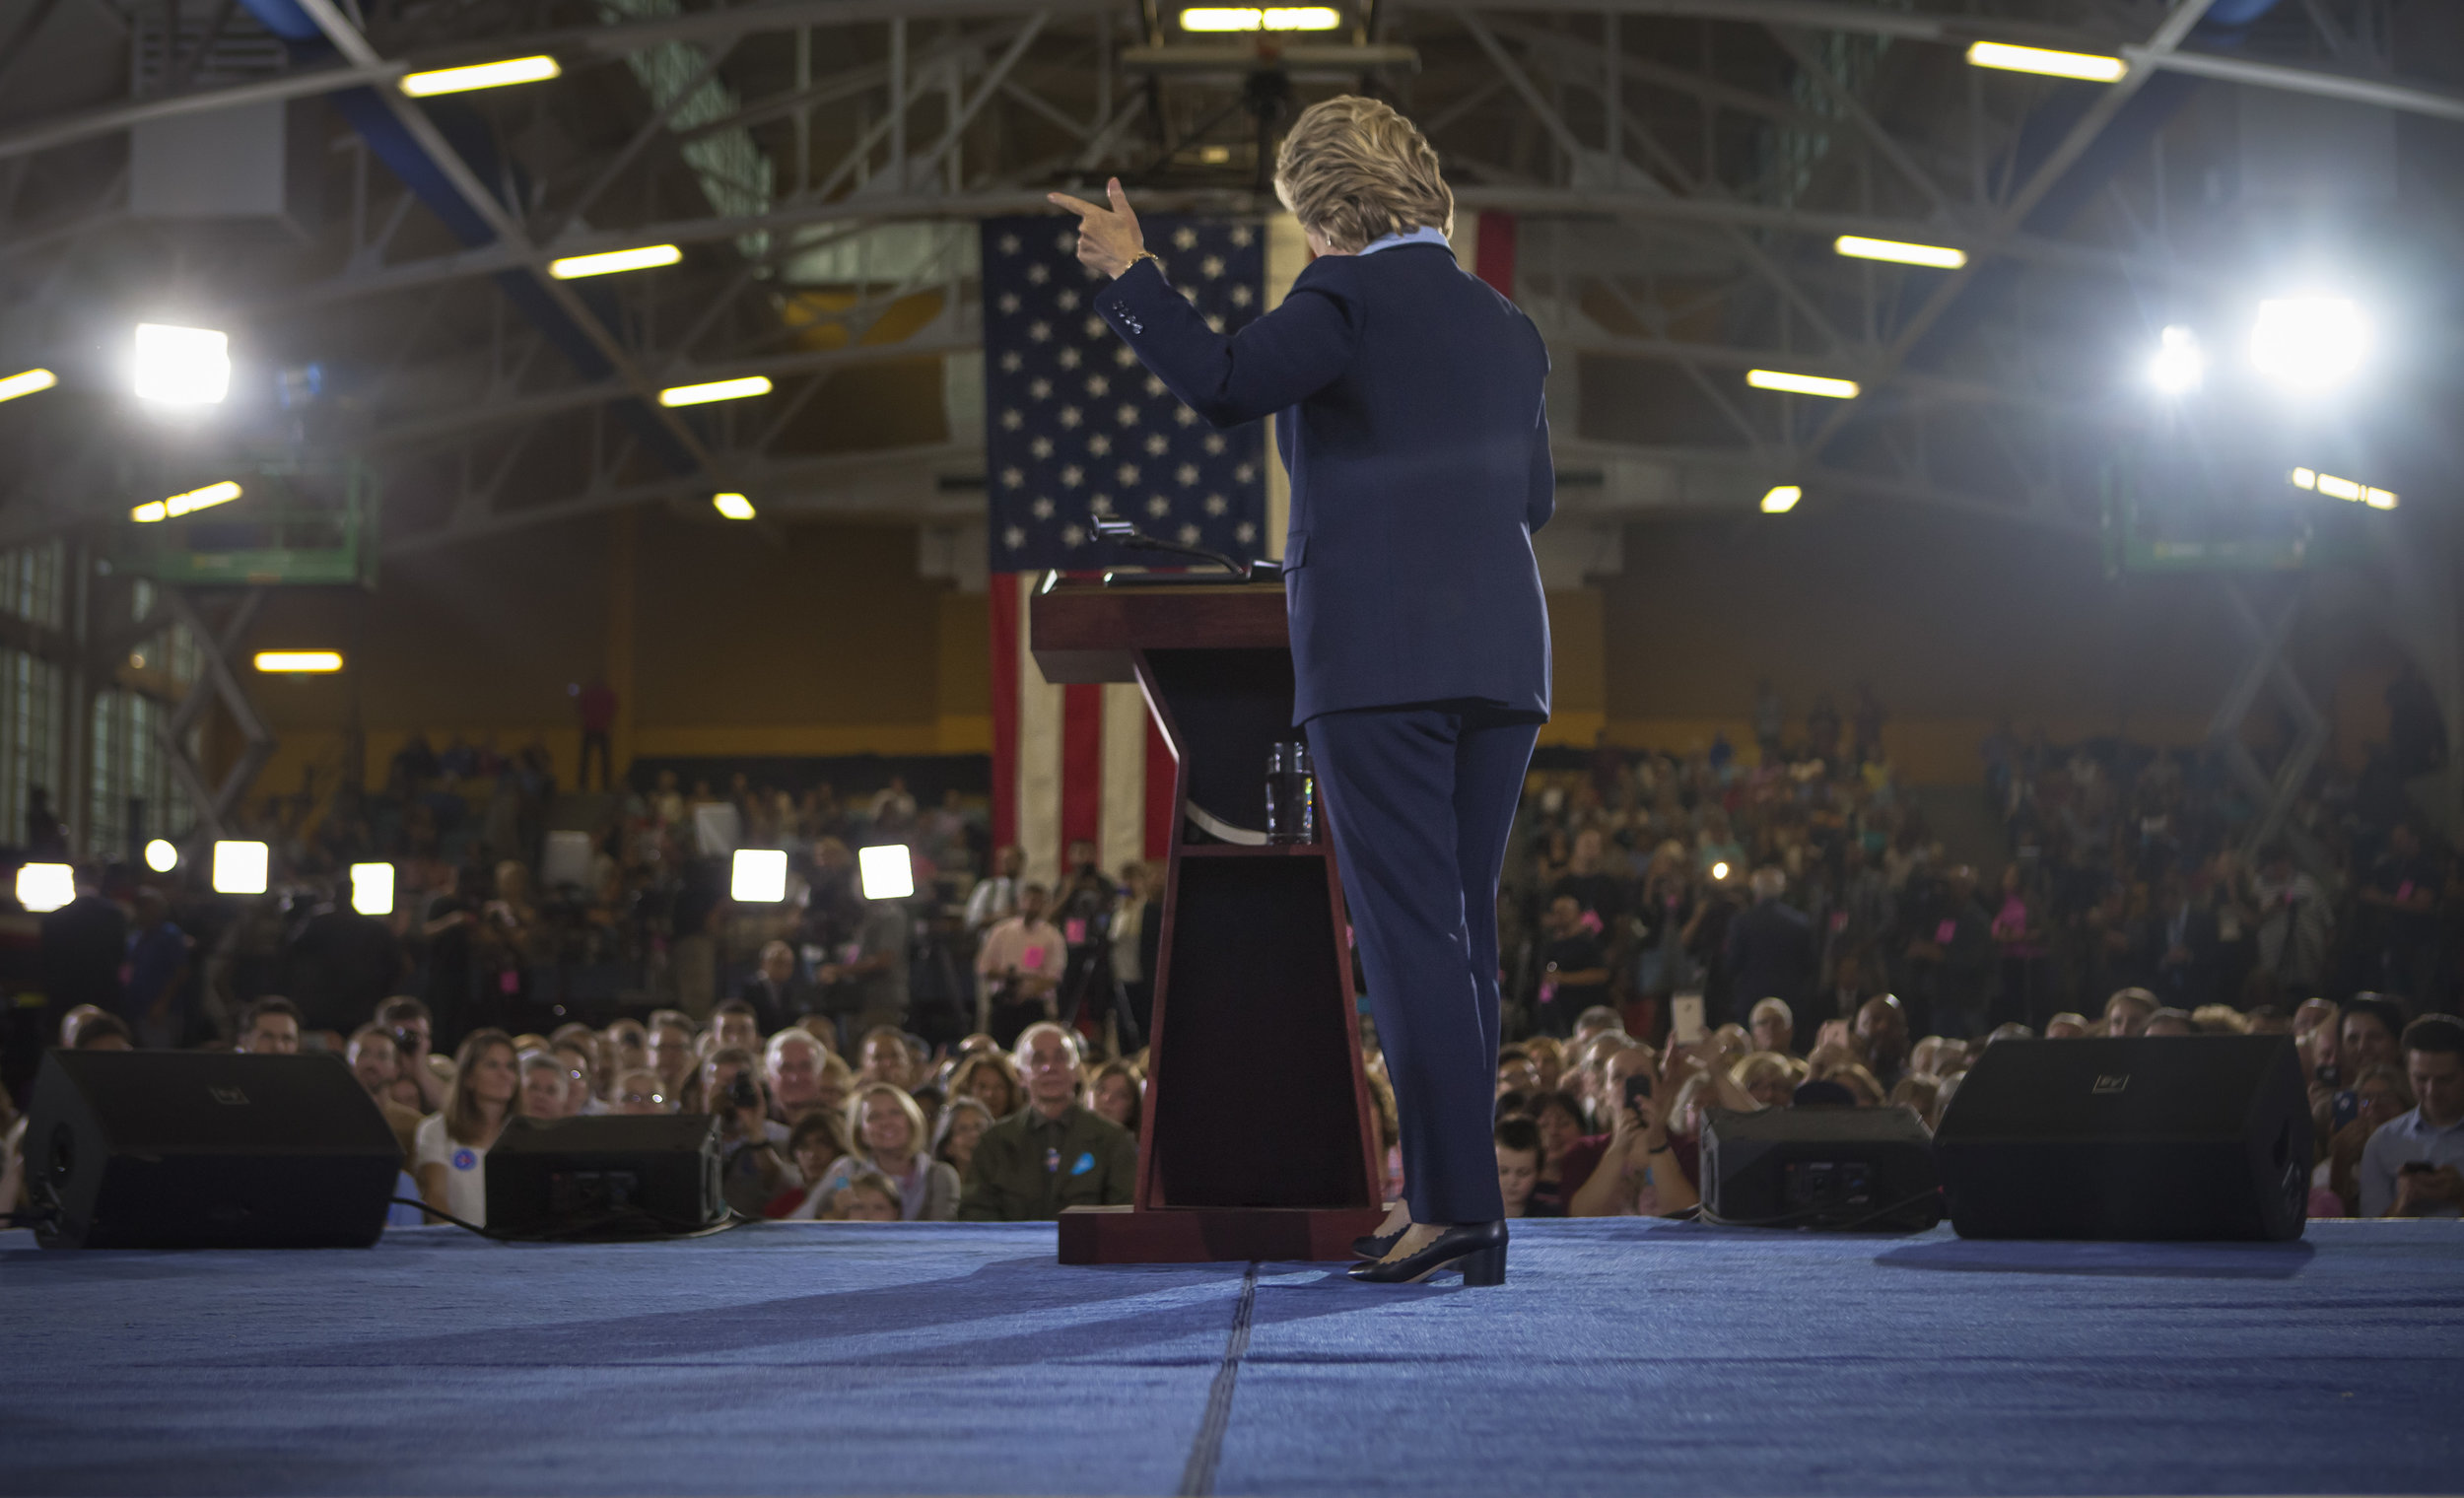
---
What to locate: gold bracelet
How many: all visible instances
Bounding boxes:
[1127,249,1164,275]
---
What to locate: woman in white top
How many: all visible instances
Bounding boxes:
[414,1028,521,1228]
[793,1083,959,1221]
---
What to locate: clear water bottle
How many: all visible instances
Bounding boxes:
[1266,741,1316,845]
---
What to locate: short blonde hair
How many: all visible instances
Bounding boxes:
[844,1081,928,1155]
[1273,96,1453,253]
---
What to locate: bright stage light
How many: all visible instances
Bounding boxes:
[145,839,179,872]
[2148,324,2205,394]
[731,848,788,903]
[400,55,562,97]
[2291,468,2397,509]
[212,841,268,895]
[133,323,230,405]
[1747,369,1860,399]
[131,479,241,524]
[253,650,344,673]
[0,368,57,403]
[16,862,73,913]
[659,375,772,407]
[548,244,682,279]
[2250,298,2368,390]
[351,862,396,917]
[1710,861,1732,882]
[712,492,757,520]
[1180,6,1342,30]
[1833,236,1966,270]
[1965,40,2127,83]
[859,845,916,902]
[1759,485,1803,514]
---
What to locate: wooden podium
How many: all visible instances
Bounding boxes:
[1032,579,1386,1262]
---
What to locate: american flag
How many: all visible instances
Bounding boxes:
[980,214,1268,574]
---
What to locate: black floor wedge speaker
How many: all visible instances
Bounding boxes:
[1701,1104,1943,1231]
[1934,1035,2310,1241]
[484,1115,726,1239]
[27,1050,402,1249]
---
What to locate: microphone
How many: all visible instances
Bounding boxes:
[1092,516,1281,582]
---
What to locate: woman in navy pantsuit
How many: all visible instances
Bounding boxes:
[1055,97,1551,1285]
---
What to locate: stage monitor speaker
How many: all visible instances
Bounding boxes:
[27,1050,400,1250]
[1933,1035,2309,1242]
[484,1115,726,1240]
[1700,1105,1943,1231]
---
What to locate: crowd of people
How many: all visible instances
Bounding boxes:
[3,681,2459,1231]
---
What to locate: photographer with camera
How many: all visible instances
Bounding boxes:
[1568,1042,1698,1218]
[2358,1014,2464,1218]
[701,1046,797,1218]
[973,883,1067,1048]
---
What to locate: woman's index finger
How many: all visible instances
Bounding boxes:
[1046,191,1105,218]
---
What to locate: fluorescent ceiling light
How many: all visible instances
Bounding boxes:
[16,862,73,913]
[351,862,396,917]
[1759,485,1803,514]
[1747,369,1860,399]
[131,479,241,524]
[1965,40,2127,82]
[548,244,682,279]
[731,849,788,903]
[712,492,757,520]
[254,650,344,673]
[1833,236,1965,270]
[400,55,562,97]
[2292,468,2396,509]
[659,375,772,406]
[212,841,269,895]
[2148,324,2205,394]
[859,845,916,901]
[144,839,178,873]
[1181,7,1342,30]
[0,368,57,403]
[2250,297,2368,389]
[133,323,230,405]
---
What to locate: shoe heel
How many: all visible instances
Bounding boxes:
[1456,1244,1506,1287]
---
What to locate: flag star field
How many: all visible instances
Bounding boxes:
[981,215,1267,573]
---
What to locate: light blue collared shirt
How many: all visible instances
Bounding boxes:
[1354,225,1452,256]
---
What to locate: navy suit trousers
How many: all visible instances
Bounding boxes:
[1307,703,1540,1226]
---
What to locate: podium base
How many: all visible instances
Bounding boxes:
[1058,1204,1388,1264]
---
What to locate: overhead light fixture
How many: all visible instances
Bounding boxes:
[2148,324,2206,394]
[1710,861,1732,882]
[0,368,57,403]
[2290,468,2397,509]
[1179,6,1342,30]
[144,839,178,873]
[351,862,396,917]
[1747,369,1860,399]
[731,848,788,903]
[133,322,231,405]
[548,243,682,279]
[399,55,562,97]
[2250,297,2368,390]
[253,650,344,673]
[1833,236,1966,270]
[658,375,772,407]
[1759,485,1803,514]
[130,479,242,524]
[712,492,757,520]
[1965,40,2127,83]
[16,862,73,913]
[212,841,269,896]
[859,845,916,901]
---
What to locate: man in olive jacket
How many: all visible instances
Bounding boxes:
[957,1022,1137,1220]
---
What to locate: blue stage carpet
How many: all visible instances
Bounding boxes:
[2,1218,2457,1497]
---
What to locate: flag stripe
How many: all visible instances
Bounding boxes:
[1100,681,1149,878]
[1061,681,1104,855]
[988,571,1021,852]
[1474,212,1517,299]
[1144,712,1177,862]
[1016,580,1065,886]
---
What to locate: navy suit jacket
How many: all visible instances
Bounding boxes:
[1093,243,1553,724]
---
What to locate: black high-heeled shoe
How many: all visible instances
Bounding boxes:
[1347,1220,1507,1286]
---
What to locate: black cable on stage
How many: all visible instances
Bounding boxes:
[389,1197,751,1244]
